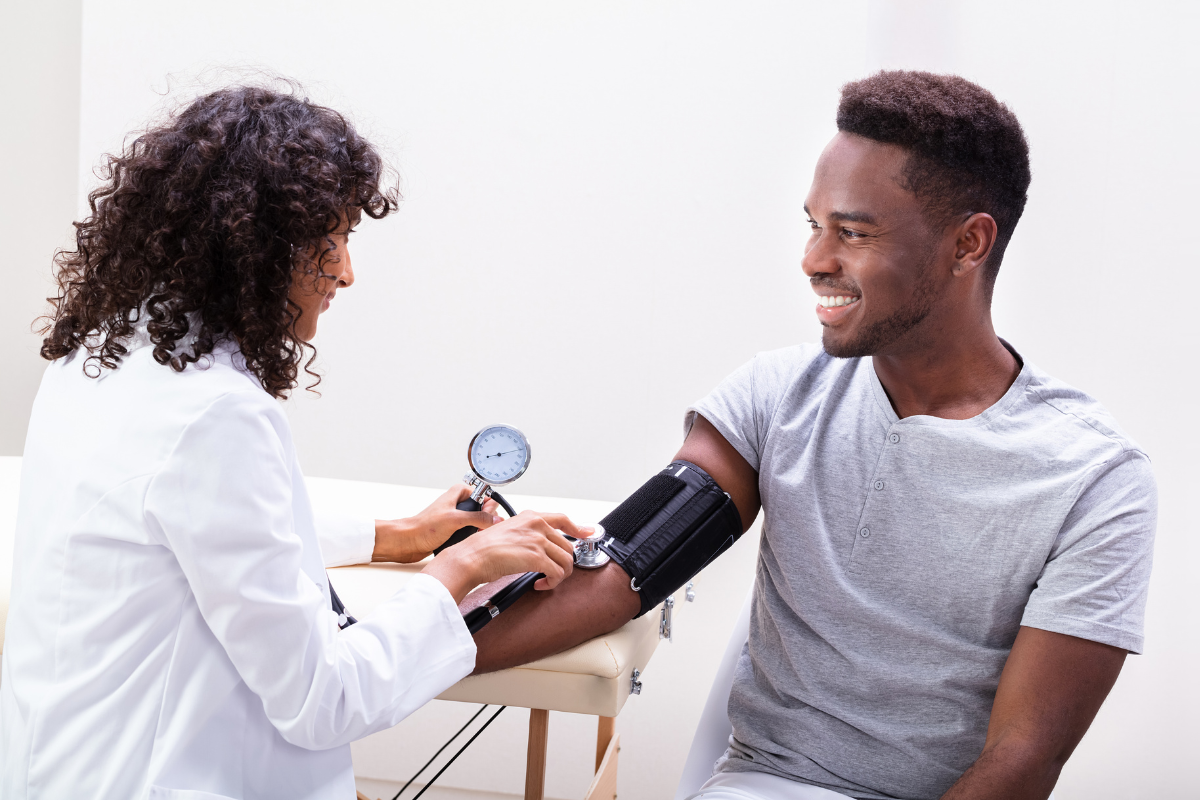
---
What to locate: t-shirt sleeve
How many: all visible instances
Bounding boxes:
[687,358,762,470]
[685,345,813,472]
[1020,448,1157,654]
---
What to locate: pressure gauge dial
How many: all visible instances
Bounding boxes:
[467,424,531,487]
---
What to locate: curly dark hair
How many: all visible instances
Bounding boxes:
[39,83,398,399]
[837,70,1031,287]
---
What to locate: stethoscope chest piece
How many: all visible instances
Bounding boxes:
[570,525,611,570]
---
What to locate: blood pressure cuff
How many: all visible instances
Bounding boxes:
[598,460,743,618]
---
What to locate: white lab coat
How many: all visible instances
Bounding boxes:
[0,336,476,799]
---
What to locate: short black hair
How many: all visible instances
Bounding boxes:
[837,70,1031,287]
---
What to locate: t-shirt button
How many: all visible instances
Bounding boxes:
[859,527,871,538]
[889,433,900,444]
[873,480,885,491]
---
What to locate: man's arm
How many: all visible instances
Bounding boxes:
[471,414,760,673]
[941,626,1126,800]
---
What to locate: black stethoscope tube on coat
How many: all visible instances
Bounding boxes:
[330,583,357,630]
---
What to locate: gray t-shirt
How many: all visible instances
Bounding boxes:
[688,343,1156,800]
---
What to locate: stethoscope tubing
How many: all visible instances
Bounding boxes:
[463,570,543,634]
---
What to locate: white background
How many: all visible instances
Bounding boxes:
[3,1,1198,798]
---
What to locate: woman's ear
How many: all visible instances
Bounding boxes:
[952,212,998,278]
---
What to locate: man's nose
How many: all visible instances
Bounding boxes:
[801,228,837,279]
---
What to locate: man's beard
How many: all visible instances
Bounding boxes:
[821,260,939,359]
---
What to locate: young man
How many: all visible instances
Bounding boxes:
[471,71,1157,800]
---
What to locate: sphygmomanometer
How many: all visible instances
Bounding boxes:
[331,424,744,634]
[328,423,532,632]
[596,459,743,618]
[445,425,744,629]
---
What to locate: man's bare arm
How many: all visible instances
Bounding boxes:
[676,415,762,531]
[940,626,1126,800]
[471,414,760,673]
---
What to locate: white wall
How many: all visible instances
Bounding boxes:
[11,0,1194,797]
[0,0,81,455]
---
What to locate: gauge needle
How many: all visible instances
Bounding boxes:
[484,449,521,459]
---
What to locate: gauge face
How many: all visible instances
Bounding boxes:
[468,424,531,485]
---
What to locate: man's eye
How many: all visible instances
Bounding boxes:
[807,218,820,229]
[841,228,864,239]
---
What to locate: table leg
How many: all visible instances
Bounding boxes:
[525,708,550,800]
[585,733,620,800]
[595,716,615,771]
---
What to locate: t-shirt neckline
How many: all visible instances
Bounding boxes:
[866,338,1032,428]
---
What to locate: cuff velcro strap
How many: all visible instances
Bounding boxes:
[598,460,743,618]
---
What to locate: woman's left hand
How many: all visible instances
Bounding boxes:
[371,484,503,563]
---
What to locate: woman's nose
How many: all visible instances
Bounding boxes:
[339,256,355,288]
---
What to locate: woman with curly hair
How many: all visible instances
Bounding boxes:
[1,85,578,800]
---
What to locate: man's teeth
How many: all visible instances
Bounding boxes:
[818,295,860,308]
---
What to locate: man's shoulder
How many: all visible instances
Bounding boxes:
[700,343,869,432]
[1017,362,1147,461]
[745,342,861,393]
[691,343,863,469]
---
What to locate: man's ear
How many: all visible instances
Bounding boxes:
[951,212,998,278]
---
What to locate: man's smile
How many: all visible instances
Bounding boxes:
[817,295,859,308]
[814,292,861,325]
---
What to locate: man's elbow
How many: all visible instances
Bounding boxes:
[975,729,1072,795]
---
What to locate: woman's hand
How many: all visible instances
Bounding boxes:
[421,510,581,604]
[371,484,502,563]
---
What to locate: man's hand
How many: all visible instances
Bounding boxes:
[940,626,1126,799]
[371,484,502,563]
